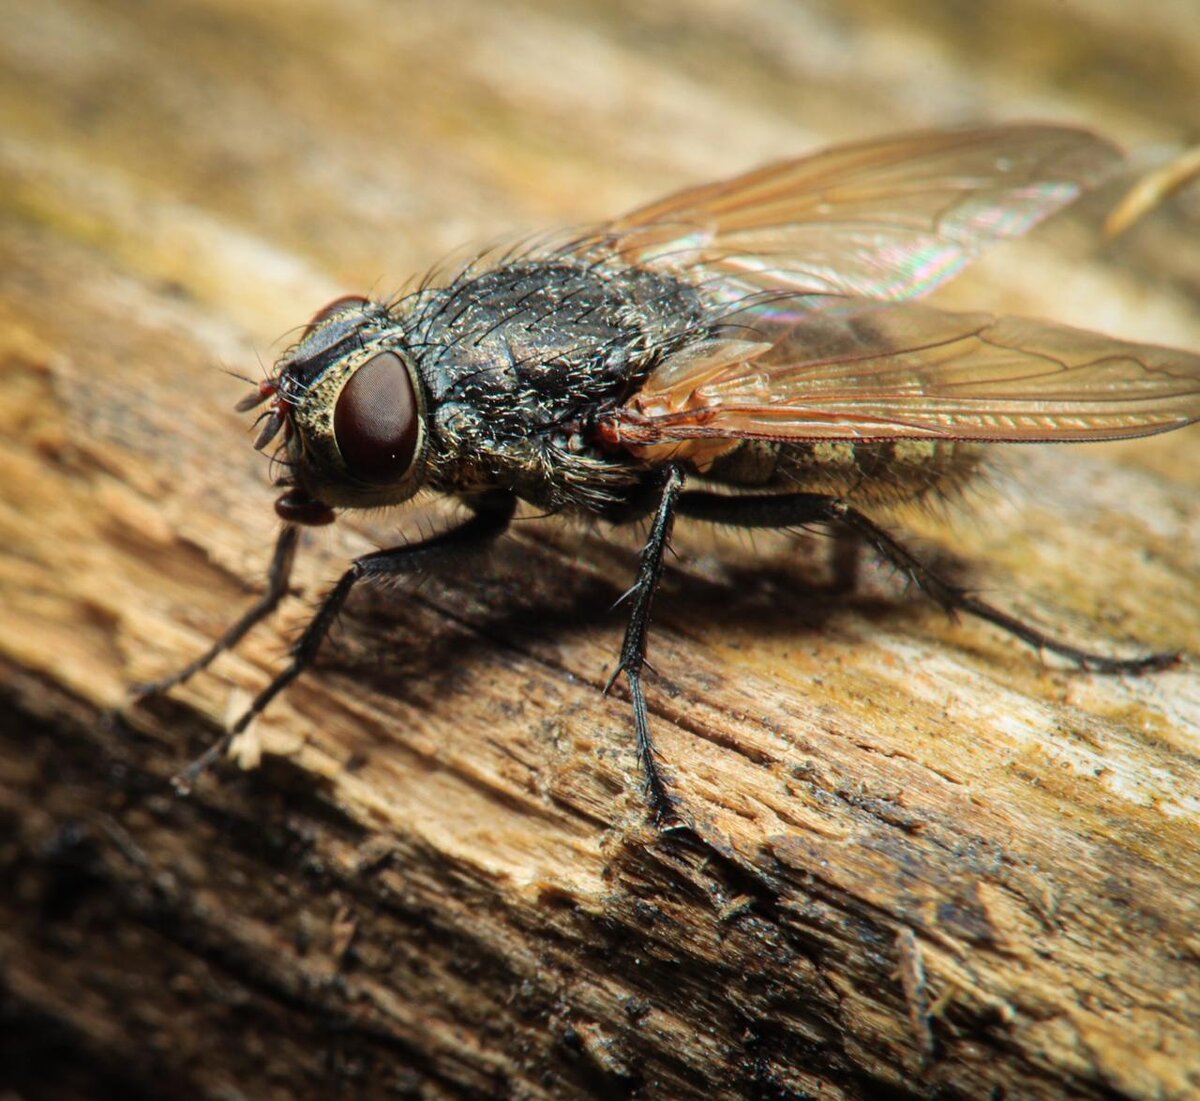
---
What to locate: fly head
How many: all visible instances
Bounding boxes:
[239,295,431,523]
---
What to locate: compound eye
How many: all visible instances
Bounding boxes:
[302,294,371,339]
[333,351,419,483]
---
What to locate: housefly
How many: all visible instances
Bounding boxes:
[138,125,1200,820]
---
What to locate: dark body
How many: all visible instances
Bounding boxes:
[138,125,1200,820]
[406,260,973,511]
[410,259,709,511]
[284,257,973,519]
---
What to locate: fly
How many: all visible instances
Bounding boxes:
[136,124,1200,822]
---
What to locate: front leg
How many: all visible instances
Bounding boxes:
[606,464,687,824]
[133,523,301,699]
[173,491,517,791]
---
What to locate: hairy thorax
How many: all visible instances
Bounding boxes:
[404,258,710,509]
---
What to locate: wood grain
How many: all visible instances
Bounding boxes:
[2,2,1199,1098]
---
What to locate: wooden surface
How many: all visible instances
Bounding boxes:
[2,2,1200,1098]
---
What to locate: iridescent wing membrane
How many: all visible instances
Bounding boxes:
[604,125,1121,303]
[614,301,1200,445]
[593,125,1200,447]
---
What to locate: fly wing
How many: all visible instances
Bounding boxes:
[610,301,1200,446]
[591,125,1121,304]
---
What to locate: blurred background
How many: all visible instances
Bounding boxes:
[3,0,1199,345]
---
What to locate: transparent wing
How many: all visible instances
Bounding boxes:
[589,125,1121,304]
[609,300,1200,446]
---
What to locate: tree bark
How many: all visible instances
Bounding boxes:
[1,2,1199,1099]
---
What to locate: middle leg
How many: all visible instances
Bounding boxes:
[607,464,687,824]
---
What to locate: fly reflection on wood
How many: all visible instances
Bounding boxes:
[136,125,1200,822]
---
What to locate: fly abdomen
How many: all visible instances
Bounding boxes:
[705,438,985,507]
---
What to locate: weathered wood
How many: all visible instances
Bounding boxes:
[2,2,1199,1099]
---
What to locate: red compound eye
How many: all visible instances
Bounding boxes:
[302,294,371,340]
[333,351,419,483]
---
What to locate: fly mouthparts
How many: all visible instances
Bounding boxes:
[235,379,278,412]
[274,489,336,526]
[253,408,286,451]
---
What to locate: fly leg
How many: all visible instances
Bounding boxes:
[678,491,1179,674]
[171,491,517,791]
[605,465,687,825]
[133,524,302,699]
